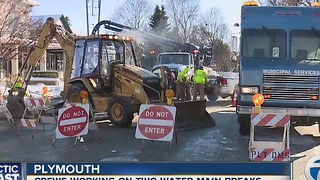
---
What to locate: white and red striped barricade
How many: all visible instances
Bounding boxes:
[249,113,290,162]
[16,97,46,138]
[0,99,15,127]
[0,90,14,127]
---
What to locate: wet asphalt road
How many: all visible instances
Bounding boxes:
[0,98,319,180]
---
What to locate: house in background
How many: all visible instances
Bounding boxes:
[0,0,40,80]
[30,14,73,79]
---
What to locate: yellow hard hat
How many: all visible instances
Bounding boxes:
[183,67,189,73]
[17,76,23,83]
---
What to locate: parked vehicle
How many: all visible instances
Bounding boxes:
[218,72,239,100]
[233,1,320,135]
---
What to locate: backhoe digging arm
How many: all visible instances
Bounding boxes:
[14,17,75,93]
[7,17,75,119]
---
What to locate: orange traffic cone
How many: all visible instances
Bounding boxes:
[232,89,237,107]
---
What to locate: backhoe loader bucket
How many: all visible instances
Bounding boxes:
[7,96,25,119]
[173,99,216,132]
[6,89,27,119]
[6,89,38,119]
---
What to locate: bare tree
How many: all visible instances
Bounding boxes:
[189,7,231,69]
[198,7,229,45]
[264,0,317,6]
[110,0,153,29]
[165,0,200,43]
[0,0,42,72]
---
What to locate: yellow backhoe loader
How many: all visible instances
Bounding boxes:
[6,17,216,131]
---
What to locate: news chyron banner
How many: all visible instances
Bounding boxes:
[24,163,291,180]
[0,163,23,180]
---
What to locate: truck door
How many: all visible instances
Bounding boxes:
[81,39,100,76]
[70,39,85,79]
[100,40,125,87]
[100,41,114,87]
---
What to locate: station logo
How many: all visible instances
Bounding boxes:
[0,163,22,180]
[305,155,320,180]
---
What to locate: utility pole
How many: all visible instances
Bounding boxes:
[86,0,102,35]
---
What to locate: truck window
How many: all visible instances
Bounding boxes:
[125,43,135,65]
[290,30,320,60]
[70,39,85,79]
[158,54,190,65]
[82,40,100,75]
[102,41,126,64]
[241,29,286,59]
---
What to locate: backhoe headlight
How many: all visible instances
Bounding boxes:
[241,86,259,94]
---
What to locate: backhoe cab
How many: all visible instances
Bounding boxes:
[65,34,162,126]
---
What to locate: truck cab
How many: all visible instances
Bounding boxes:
[152,52,195,76]
[233,1,320,135]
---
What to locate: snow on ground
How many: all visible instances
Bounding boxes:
[0,82,64,99]
[27,83,64,98]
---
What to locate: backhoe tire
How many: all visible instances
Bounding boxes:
[107,97,134,127]
[238,114,250,136]
[66,83,94,121]
[66,83,87,103]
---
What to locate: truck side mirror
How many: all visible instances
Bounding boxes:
[231,35,238,53]
[316,48,320,59]
[230,51,239,62]
[231,55,238,61]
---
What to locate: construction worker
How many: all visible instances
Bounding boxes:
[168,69,176,89]
[14,76,23,89]
[13,76,30,97]
[193,66,207,100]
[176,67,190,100]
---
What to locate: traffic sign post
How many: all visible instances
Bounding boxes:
[52,91,101,146]
[52,103,90,146]
[56,104,89,139]
[135,104,177,146]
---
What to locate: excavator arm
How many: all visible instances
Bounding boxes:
[14,17,75,92]
[7,17,75,119]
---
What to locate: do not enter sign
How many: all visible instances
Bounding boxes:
[56,103,90,139]
[135,104,176,141]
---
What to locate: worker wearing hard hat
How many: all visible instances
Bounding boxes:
[193,66,207,100]
[14,76,23,89]
[13,76,30,97]
[176,67,190,101]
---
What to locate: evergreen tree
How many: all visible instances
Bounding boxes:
[145,5,171,68]
[149,5,170,36]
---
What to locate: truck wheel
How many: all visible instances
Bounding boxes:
[66,83,86,103]
[238,114,250,136]
[221,95,229,99]
[207,87,220,101]
[107,97,134,127]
